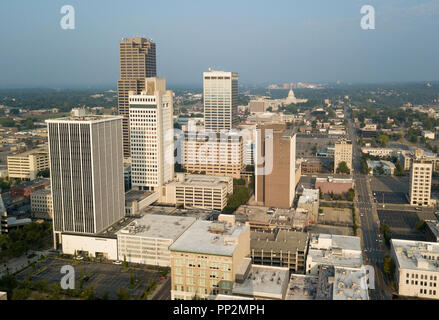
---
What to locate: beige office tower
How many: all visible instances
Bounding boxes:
[409,153,433,207]
[183,132,244,179]
[255,124,296,209]
[203,70,238,132]
[334,139,353,174]
[118,37,157,158]
[129,78,174,191]
[46,115,125,246]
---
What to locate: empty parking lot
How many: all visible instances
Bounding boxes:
[16,257,165,299]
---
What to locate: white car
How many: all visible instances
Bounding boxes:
[113,260,123,265]
[75,256,84,261]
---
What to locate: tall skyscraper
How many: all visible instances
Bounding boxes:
[129,78,174,191]
[118,37,157,158]
[203,70,238,132]
[46,115,125,244]
[255,124,296,209]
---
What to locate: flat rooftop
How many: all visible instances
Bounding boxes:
[298,189,319,204]
[215,294,253,300]
[172,174,231,187]
[392,239,439,272]
[125,189,156,203]
[14,178,50,189]
[169,220,249,256]
[426,221,439,238]
[31,188,51,196]
[251,230,308,252]
[308,234,363,269]
[8,146,48,157]
[310,233,362,252]
[116,214,196,240]
[333,267,369,301]
[46,115,122,123]
[286,274,318,300]
[232,265,289,300]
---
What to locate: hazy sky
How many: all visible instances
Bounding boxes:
[1,0,438,88]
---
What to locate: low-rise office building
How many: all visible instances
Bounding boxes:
[160,173,233,211]
[315,177,354,195]
[366,160,396,176]
[61,233,118,260]
[30,188,52,219]
[422,131,435,140]
[232,264,290,300]
[361,147,395,158]
[391,239,439,299]
[7,147,49,180]
[10,178,50,198]
[306,234,363,275]
[300,159,322,174]
[169,214,250,300]
[250,230,308,273]
[297,188,319,222]
[425,221,439,242]
[315,265,369,300]
[117,214,196,267]
[183,132,244,179]
[125,190,159,216]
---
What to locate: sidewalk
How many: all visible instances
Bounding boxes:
[0,249,52,278]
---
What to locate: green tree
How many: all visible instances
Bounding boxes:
[11,287,30,300]
[383,256,396,276]
[394,160,405,176]
[37,168,50,178]
[347,189,355,202]
[117,287,131,300]
[337,161,350,174]
[416,219,426,231]
[377,135,389,147]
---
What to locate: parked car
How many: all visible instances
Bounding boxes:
[113,260,123,265]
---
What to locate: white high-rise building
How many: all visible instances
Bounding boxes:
[129,78,174,191]
[203,69,238,132]
[46,115,125,245]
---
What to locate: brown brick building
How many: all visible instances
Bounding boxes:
[255,124,296,209]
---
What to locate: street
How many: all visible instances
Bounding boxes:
[346,112,393,300]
